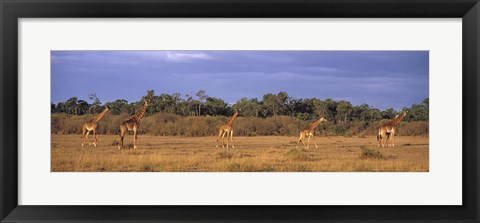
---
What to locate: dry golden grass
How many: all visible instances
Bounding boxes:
[51,134,429,172]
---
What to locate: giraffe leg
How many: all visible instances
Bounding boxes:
[216,129,223,148]
[302,139,307,149]
[386,134,390,147]
[306,135,311,149]
[226,130,230,149]
[221,131,226,148]
[378,129,386,148]
[133,128,138,149]
[383,134,387,148]
[86,131,91,146]
[297,134,307,149]
[391,132,395,148]
[388,134,392,148]
[312,135,319,149]
[119,126,126,150]
[93,129,97,147]
[296,133,300,149]
[81,125,87,146]
[387,133,392,147]
[380,132,388,148]
[230,129,234,149]
[380,132,385,148]
[386,133,390,148]
[91,130,96,146]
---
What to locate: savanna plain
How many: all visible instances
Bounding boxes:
[51,134,429,172]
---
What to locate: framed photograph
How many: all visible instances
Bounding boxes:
[1,0,479,222]
[49,50,430,173]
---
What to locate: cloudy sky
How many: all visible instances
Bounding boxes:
[51,50,428,110]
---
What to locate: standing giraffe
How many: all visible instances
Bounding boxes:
[377,111,408,148]
[296,117,327,149]
[118,99,150,150]
[216,110,239,149]
[81,106,109,147]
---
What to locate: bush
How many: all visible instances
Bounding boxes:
[360,146,385,159]
[51,113,88,134]
[328,124,347,135]
[217,151,233,159]
[51,113,428,137]
[399,121,429,136]
[285,148,311,161]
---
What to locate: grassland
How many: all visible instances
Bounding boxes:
[51,135,428,172]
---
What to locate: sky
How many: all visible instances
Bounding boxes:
[51,50,428,110]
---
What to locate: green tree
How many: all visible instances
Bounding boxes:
[409,98,429,121]
[157,93,180,114]
[184,94,195,116]
[324,98,338,122]
[195,90,208,116]
[295,98,315,116]
[276,91,289,115]
[285,96,298,117]
[65,97,79,115]
[262,93,278,117]
[105,99,129,115]
[54,102,66,113]
[352,103,368,121]
[233,97,261,117]
[146,90,155,100]
[381,107,396,119]
[77,100,90,115]
[205,97,229,116]
[88,93,101,114]
[336,100,353,123]
[312,99,327,117]
[367,108,382,122]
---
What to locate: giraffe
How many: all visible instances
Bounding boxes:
[216,110,239,149]
[296,117,327,149]
[81,106,109,147]
[118,99,150,150]
[377,111,408,148]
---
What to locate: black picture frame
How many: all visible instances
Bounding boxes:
[1,0,479,222]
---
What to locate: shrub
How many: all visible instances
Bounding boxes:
[325,123,347,136]
[360,146,385,159]
[51,113,428,137]
[285,148,311,161]
[217,151,233,159]
[226,162,257,172]
[111,139,119,146]
[51,113,88,134]
[399,121,429,136]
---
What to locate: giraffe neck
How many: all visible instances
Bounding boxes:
[91,107,109,123]
[308,118,324,131]
[390,112,407,126]
[225,112,238,127]
[132,101,148,123]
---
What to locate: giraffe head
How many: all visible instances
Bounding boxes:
[319,116,327,123]
[399,111,408,119]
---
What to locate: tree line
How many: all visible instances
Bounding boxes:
[51,90,429,123]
